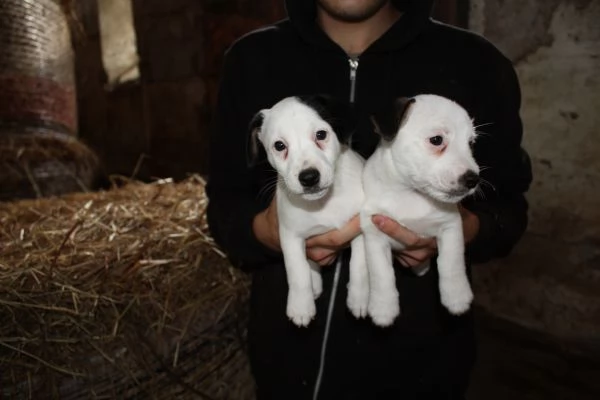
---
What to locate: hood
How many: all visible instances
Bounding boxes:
[284,0,435,52]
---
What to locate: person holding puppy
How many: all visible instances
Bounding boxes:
[206,0,532,399]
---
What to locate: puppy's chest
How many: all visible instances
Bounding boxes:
[296,214,347,237]
[280,199,358,238]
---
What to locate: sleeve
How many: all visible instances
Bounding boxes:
[205,44,282,272]
[462,52,533,264]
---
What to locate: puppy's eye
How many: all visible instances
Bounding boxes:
[274,141,286,152]
[315,130,328,141]
[429,136,444,146]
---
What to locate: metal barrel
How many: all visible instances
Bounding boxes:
[0,0,77,134]
[0,0,100,200]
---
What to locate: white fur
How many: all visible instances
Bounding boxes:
[360,94,478,327]
[254,96,368,327]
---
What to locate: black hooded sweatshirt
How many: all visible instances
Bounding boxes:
[206,1,532,398]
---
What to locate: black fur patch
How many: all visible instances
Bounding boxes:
[296,94,357,146]
[371,97,416,141]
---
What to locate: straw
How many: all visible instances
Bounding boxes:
[0,175,254,399]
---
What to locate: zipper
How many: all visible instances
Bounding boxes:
[312,257,342,400]
[348,57,359,103]
[313,57,359,400]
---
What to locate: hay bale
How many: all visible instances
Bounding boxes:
[0,131,101,201]
[0,176,254,399]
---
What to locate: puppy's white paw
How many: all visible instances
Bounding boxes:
[311,271,323,299]
[347,281,369,319]
[440,278,474,315]
[368,289,400,327]
[287,290,316,327]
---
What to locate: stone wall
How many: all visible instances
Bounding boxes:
[469,0,600,342]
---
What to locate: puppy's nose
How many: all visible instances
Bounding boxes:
[298,168,320,188]
[459,170,480,189]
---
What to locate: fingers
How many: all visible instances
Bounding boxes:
[370,214,437,268]
[305,214,440,267]
[307,247,337,266]
[305,215,361,248]
[395,247,436,268]
[304,215,360,268]
[318,255,337,266]
[372,215,434,249]
[372,214,420,246]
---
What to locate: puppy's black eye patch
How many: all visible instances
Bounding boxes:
[274,141,286,151]
[316,130,328,141]
[429,136,444,146]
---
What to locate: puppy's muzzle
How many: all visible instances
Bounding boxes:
[298,168,320,188]
[459,170,480,190]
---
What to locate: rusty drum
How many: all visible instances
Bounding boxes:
[0,0,100,201]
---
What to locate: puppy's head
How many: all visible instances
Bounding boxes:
[249,95,347,200]
[373,94,480,203]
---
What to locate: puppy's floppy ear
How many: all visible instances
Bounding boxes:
[394,96,416,127]
[371,97,416,141]
[246,110,266,167]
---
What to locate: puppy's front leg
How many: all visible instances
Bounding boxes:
[436,219,474,315]
[363,226,399,327]
[347,234,369,318]
[280,227,316,327]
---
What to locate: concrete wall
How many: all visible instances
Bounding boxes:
[469,0,600,342]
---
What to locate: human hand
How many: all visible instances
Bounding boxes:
[371,215,437,268]
[305,215,361,266]
[457,203,480,244]
[371,207,480,268]
[252,197,280,251]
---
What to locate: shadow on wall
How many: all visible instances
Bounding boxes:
[73,0,286,183]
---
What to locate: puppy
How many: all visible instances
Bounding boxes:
[360,94,479,327]
[250,95,368,327]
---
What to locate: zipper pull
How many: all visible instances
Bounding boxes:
[348,58,359,104]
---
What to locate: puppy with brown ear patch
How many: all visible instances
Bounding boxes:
[360,94,479,327]
[250,95,368,327]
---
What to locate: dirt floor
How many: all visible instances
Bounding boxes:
[467,308,600,400]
